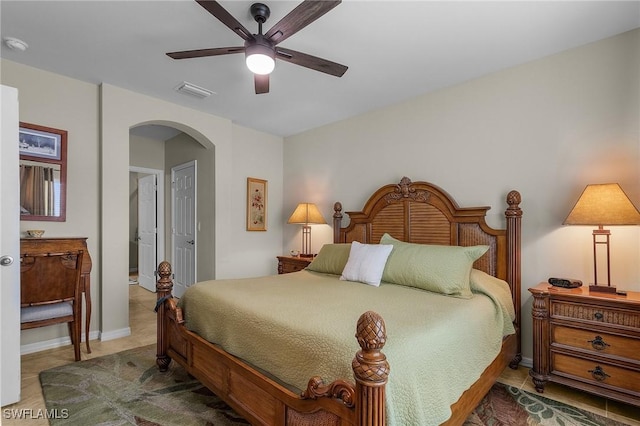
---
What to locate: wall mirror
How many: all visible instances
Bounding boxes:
[19,122,67,222]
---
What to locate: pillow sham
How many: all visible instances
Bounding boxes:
[340,241,393,287]
[306,243,352,275]
[380,233,488,298]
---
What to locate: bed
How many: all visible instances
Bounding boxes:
[156,177,522,425]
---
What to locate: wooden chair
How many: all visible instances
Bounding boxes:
[20,250,84,361]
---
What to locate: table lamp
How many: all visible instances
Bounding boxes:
[287,203,326,257]
[563,183,640,293]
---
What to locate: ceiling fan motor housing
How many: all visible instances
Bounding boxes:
[245,35,275,59]
[250,3,270,24]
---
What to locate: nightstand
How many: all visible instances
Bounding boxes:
[529,282,640,407]
[277,256,312,274]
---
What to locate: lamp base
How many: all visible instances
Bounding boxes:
[589,284,617,294]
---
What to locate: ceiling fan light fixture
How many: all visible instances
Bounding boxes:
[245,39,275,75]
[246,53,275,75]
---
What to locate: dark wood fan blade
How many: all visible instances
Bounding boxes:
[254,74,270,94]
[276,47,347,77]
[167,46,245,59]
[265,0,341,45]
[196,0,254,41]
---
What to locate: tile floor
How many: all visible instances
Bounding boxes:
[3,284,639,425]
[499,361,640,425]
[3,284,157,426]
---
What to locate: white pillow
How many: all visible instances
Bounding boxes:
[340,241,393,286]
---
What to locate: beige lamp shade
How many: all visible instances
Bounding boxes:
[564,183,640,226]
[287,203,326,225]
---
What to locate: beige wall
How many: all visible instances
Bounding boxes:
[2,61,284,350]
[130,134,165,170]
[100,84,284,338]
[1,60,101,348]
[5,28,638,362]
[228,124,284,277]
[283,29,640,363]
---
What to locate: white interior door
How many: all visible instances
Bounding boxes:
[1,85,21,406]
[137,174,157,292]
[171,161,196,298]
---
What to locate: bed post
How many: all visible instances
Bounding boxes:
[505,190,523,367]
[352,311,389,426]
[333,202,343,243]
[156,260,173,372]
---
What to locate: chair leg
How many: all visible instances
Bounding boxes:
[68,322,75,345]
[68,320,81,362]
[73,320,81,362]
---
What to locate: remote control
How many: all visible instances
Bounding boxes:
[548,277,582,288]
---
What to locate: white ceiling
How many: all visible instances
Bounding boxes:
[2,1,639,138]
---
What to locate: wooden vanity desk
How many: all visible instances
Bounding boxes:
[20,237,92,353]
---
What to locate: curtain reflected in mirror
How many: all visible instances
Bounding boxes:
[20,161,61,217]
[19,122,67,222]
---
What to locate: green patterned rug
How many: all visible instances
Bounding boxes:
[40,344,628,425]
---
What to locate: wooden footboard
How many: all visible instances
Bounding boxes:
[156,261,389,426]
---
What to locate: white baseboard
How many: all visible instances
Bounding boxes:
[20,327,132,355]
[99,327,131,342]
[520,356,533,368]
[20,331,100,355]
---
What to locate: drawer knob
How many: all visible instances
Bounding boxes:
[594,312,604,320]
[588,335,610,351]
[588,366,610,382]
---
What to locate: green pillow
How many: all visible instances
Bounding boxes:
[380,233,488,298]
[307,244,352,275]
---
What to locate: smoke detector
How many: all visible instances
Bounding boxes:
[3,37,28,52]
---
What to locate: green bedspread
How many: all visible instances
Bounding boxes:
[179,269,515,425]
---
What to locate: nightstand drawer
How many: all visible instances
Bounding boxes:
[550,300,640,330]
[281,262,307,274]
[552,325,640,362]
[277,256,312,274]
[552,353,640,394]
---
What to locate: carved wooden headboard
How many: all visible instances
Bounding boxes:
[332,177,523,338]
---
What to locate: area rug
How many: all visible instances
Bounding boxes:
[40,344,628,426]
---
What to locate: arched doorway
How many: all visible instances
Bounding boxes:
[100,85,224,342]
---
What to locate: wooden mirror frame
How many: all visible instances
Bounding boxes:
[19,122,67,222]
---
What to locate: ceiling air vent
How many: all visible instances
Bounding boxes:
[174,81,214,99]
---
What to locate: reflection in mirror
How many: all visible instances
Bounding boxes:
[19,122,67,222]
[20,160,61,217]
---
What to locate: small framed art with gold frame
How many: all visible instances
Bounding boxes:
[247,177,267,231]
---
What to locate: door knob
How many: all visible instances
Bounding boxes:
[187,240,195,245]
[0,255,14,266]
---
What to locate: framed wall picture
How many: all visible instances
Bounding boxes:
[19,123,64,161]
[247,177,267,231]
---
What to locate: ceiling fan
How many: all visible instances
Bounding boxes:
[167,0,348,94]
